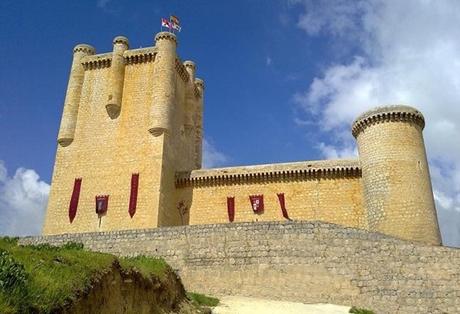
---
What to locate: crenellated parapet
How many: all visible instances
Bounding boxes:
[124,47,157,64]
[73,44,95,54]
[176,160,361,187]
[81,53,112,70]
[352,105,425,138]
[155,31,177,44]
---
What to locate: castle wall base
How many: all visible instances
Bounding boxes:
[21,221,460,313]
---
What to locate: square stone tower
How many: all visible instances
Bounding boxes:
[43,32,204,235]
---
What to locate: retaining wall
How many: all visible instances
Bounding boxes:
[20,221,460,313]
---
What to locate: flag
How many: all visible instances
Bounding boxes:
[227,197,235,222]
[95,195,109,215]
[249,195,264,213]
[277,193,291,220]
[172,23,181,32]
[170,15,180,25]
[161,18,171,29]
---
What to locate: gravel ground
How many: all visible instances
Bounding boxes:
[211,296,351,314]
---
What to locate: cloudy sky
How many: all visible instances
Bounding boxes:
[0,0,459,246]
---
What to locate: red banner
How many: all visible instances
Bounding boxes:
[96,195,109,215]
[277,193,290,220]
[249,195,264,213]
[227,197,235,222]
[69,178,82,223]
[129,173,139,218]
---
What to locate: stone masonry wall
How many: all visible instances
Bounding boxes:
[354,106,441,245]
[43,57,165,235]
[21,221,460,313]
[184,177,366,229]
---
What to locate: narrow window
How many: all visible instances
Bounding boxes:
[129,173,139,218]
[69,178,82,223]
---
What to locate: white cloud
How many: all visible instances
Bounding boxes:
[317,142,357,160]
[0,161,50,236]
[202,138,229,169]
[292,0,460,247]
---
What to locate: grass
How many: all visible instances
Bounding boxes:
[119,255,168,279]
[0,237,169,313]
[187,292,220,307]
[349,306,375,314]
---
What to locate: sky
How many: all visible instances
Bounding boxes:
[0,0,459,246]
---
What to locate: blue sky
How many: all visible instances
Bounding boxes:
[1,1,459,246]
[0,0,333,179]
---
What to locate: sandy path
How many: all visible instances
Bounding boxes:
[211,296,351,314]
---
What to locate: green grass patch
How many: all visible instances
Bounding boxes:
[119,255,168,279]
[0,238,170,313]
[349,306,375,314]
[187,292,219,307]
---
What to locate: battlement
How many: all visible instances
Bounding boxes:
[154,31,177,44]
[81,53,112,70]
[113,35,129,46]
[124,47,157,64]
[176,159,361,187]
[73,44,95,54]
[352,105,425,138]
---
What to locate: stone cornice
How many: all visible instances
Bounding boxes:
[124,47,157,65]
[81,53,112,70]
[352,105,425,138]
[176,160,361,187]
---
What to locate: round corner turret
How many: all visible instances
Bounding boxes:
[184,60,196,68]
[154,31,178,46]
[195,78,205,90]
[73,44,96,55]
[184,61,196,82]
[113,35,129,47]
[106,36,130,119]
[354,104,441,245]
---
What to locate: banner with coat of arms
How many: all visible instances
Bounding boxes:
[249,195,264,213]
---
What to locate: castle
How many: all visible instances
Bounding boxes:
[43,31,441,246]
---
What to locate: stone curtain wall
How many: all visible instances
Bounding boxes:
[185,177,366,229]
[20,221,460,313]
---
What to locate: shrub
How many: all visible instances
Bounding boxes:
[0,249,28,291]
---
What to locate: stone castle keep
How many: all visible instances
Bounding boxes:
[43,31,441,246]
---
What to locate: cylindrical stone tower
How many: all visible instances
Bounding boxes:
[194,78,204,169]
[106,36,129,118]
[58,44,95,146]
[149,32,177,136]
[184,60,196,83]
[183,61,196,131]
[352,105,441,245]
